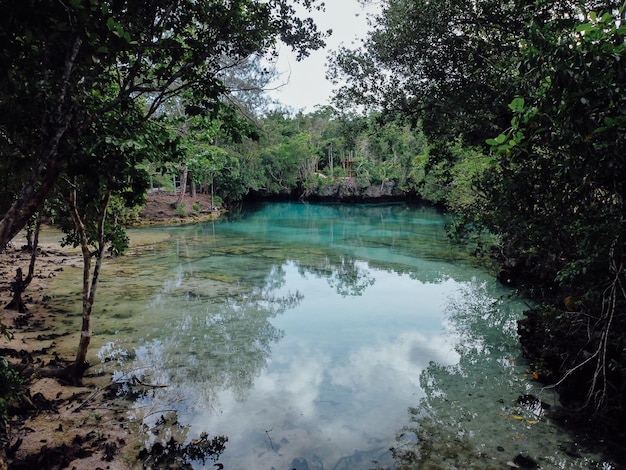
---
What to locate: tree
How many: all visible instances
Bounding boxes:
[0,0,328,252]
[46,100,174,383]
[482,5,626,422]
[329,0,527,144]
[3,214,42,313]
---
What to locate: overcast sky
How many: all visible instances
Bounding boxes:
[266,1,378,113]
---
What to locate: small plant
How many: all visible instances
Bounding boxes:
[174,203,187,217]
[0,356,22,425]
[192,201,201,213]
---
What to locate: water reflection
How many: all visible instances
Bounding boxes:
[40,202,612,468]
[109,284,301,408]
[396,279,611,469]
[118,259,463,469]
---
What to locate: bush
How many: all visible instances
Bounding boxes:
[174,203,187,217]
[0,356,22,425]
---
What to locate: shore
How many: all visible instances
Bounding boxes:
[0,230,155,469]
[0,192,221,469]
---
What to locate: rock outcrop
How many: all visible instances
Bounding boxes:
[304,178,413,202]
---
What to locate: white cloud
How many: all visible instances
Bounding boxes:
[267,0,378,112]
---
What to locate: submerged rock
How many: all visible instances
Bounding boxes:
[512,454,539,469]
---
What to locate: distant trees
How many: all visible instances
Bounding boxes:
[205,109,430,200]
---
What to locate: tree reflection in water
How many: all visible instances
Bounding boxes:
[390,280,609,469]
[137,412,228,469]
[298,256,376,297]
[102,273,301,461]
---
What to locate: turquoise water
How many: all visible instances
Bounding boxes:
[47,202,614,469]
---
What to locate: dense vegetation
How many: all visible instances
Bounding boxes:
[330,0,626,451]
[1,0,625,464]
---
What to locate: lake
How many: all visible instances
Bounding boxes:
[46,202,614,469]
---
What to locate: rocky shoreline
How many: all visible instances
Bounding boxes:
[246,177,419,203]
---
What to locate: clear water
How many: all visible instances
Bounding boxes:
[44,202,614,469]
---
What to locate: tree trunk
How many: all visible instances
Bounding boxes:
[175,166,188,207]
[329,142,333,177]
[5,268,28,313]
[0,135,66,254]
[0,36,82,254]
[4,214,42,313]
[65,187,110,385]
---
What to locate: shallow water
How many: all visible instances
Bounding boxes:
[45,202,615,469]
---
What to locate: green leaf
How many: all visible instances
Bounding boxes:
[495,133,508,144]
[508,97,525,113]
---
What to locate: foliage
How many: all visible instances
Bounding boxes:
[0,0,328,251]
[206,109,430,199]
[174,204,188,218]
[483,5,626,292]
[0,356,22,425]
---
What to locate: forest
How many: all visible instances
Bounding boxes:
[1,0,625,466]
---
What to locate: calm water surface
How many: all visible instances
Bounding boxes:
[46,202,614,469]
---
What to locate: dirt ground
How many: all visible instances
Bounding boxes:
[137,189,221,225]
[0,191,221,470]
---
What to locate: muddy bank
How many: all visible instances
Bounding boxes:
[0,239,138,469]
[246,177,419,203]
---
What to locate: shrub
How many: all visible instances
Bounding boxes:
[174,203,187,217]
[0,356,22,425]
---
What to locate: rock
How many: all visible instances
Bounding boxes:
[513,454,539,469]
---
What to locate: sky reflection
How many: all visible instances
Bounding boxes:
[126,259,468,469]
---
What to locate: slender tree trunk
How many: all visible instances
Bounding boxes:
[329,142,333,177]
[65,186,111,385]
[175,166,188,207]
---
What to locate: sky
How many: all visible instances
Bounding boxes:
[266,1,378,113]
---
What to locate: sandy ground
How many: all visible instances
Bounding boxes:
[0,191,221,469]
